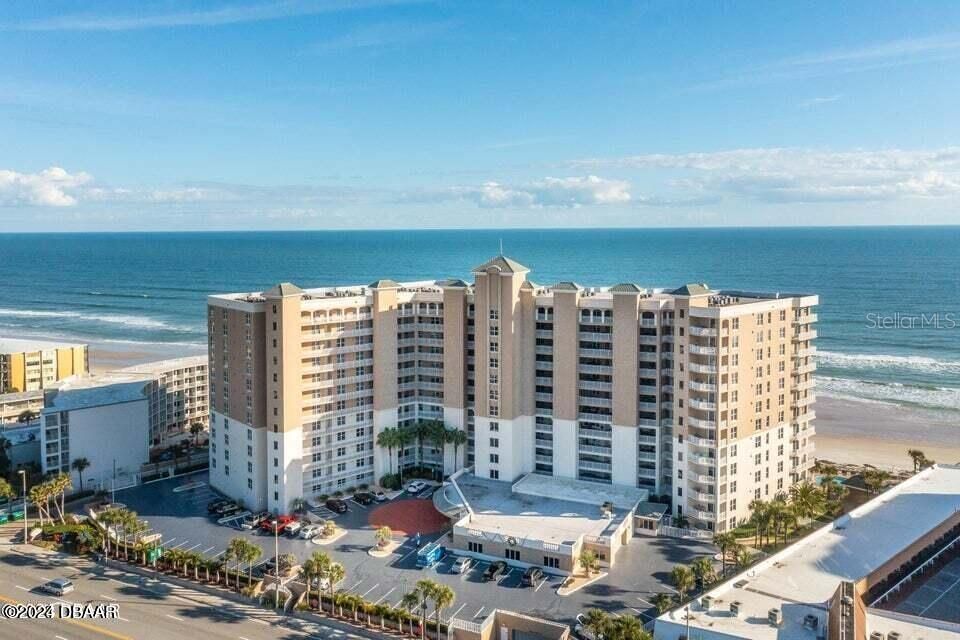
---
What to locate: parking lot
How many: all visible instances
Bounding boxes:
[87,471,717,625]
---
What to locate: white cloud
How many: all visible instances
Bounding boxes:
[7,0,426,32]
[574,147,960,204]
[0,167,92,207]
[416,175,632,209]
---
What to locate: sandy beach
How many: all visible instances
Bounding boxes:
[815,395,960,471]
[88,341,206,374]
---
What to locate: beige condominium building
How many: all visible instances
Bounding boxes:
[0,338,88,394]
[207,256,817,532]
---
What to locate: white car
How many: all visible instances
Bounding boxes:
[42,578,74,596]
[285,520,303,537]
[374,491,388,502]
[451,556,472,574]
[299,524,322,539]
[405,480,427,494]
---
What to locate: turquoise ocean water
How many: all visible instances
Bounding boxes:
[1,227,959,415]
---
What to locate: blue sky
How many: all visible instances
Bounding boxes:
[2,0,960,230]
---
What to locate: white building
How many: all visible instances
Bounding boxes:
[654,464,960,640]
[40,377,151,492]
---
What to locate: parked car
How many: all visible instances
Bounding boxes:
[299,523,322,539]
[374,491,388,502]
[521,566,544,587]
[353,492,374,505]
[214,502,239,515]
[41,578,74,596]
[325,498,348,513]
[218,504,243,517]
[242,512,270,529]
[260,514,295,534]
[285,520,303,537]
[309,575,331,591]
[405,480,427,494]
[482,560,508,582]
[207,499,231,514]
[574,614,604,640]
[451,556,473,574]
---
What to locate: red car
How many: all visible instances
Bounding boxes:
[260,514,295,534]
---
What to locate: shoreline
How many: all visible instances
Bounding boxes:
[814,395,960,471]
[87,341,206,374]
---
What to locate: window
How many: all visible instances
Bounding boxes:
[247,478,253,489]
[468,542,483,553]
[490,438,499,448]
[489,422,499,432]
[489,309,499,320]
[489,357,499,369]
[505,549,520,561]
[544,556,560,569]
[490,454,499,463]
[489,469,499,480]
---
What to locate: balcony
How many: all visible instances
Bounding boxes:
[793,329,817,342]
[686,434,716,447]
[638,384,657,394]
[578,459,612,472]
[580,396,613,408]
[688,473,716,484]
[535,393,554,403]
[694,510,716,521]
[579,425,612,439]
[688,399,716,411]
[579,331,611,342]
[579,444,612,456]
[687,416,715,429]
[793,362,816,375]
[637,451,657,462]
[691,491,714,502]
[535,329,553,339]
[637,401,659,412]
[535,454,553,464]
[793,313,818,325]
[578,380,611,391]
[638,435,657,445]
[792,410,816,424]
[579,364,613,375]
[689,454,716,466]
[794,378,815,391]
[638,335,659,346]
[688,381,716,393]
[638,351,659,362]
[688,345,717,356]
[794,394,816,407]
[688,363,716,374]
[580,348,613,359]
[689,326,717,337]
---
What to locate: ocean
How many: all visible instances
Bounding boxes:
[2,227,959,415]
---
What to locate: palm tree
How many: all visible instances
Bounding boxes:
[907,449,925,473]
[712,532,736,577]
[401,591,421,636]
[863,468,892,494]
[225,537,247,591]
[375,525,392,548]
[651,592,675,615]
[377,428,400,476]
[300,551,329,609]
[189,421,205,447]
[414,579,437,639]
[789,481,825,526]
[579,549,600,577]
[446,429,468,472]
[582,609,610,640]
[690,557,716,590]
[734,544,753,569]
[395,428,414,483]
[431,583,455,639]
[71,458,91,492]
[670,565,695,602]
[242,540,262,587]
[325,561,345,613]
[609,614,651,640]
[17,409,37,423]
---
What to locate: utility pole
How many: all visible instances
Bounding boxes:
[274,522,280,609]
[18,470,27,543]
[112,459,117,504]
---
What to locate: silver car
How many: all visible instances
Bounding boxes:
[451,556,472,574]
[42,578,74,596]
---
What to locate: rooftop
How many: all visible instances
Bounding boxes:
[656,464,960,640]
[452,473,646,549]
[111,355,207,376]
[471,255,529,274]
[0,337,86,354]
[43,376,150,412]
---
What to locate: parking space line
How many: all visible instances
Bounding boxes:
[100,594,118,601]
[184,543,202,551]
[165,614,185,622]
[201,546,216,554]
[171,541,190,549]
[449,603,467,620]
[163,538,177,546]
[535,577,547,592]
[398,546,420,562]
[360,584,379,598]
[636,596,653,607]
[473,606,485,619]
[15,585,29,591]
[346,580,364,593]
[373,587,395,604]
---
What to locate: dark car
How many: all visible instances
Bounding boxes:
[207,499,230,514]
[482,560,508,582]
[326,498,348,513]
[353,492,374,505]
[521,566,543,587]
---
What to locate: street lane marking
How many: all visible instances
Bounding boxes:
[118,617,131,622]
[55,636,68,640]
[15,585,29,591]
[3,593,132,640]
[165,614,185,622]
[373,587,395,604]
[100,595,118,601]
[252,618,269,625]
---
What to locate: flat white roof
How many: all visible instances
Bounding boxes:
[0,337,86,354]
[111,355,207,375]
[512,472,647,511]
[656,464,960,640]
[454,473,644,549]
[43,376,150,412]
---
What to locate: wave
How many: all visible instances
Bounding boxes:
[817,375,960,413]
[87,291,151,299]
[816,350,960,375]
[0,307,201,333]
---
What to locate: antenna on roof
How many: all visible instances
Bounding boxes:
[499,237,504,256]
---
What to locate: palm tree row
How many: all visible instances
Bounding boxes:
[225,537,263,591]
[580,609,652,640]
[28,473,73,526]
[377,421,468,481]
[404,578,456,640]
[745,480,836,550]
[299,550,346,614]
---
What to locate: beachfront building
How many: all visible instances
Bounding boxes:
[39,376,151,492]
[206,256,818,531]
[0,389,44,424]
[654,464,960,640]
[0,338,88,393]
[110,355,210,447]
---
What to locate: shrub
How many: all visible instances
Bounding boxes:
[333,490,344,498]
[318,494,329,501]
[379,474,401,490]
[358,483,369,490]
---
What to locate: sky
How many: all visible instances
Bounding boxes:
[2,0,960,231]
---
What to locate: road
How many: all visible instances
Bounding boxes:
[0,540,376,640]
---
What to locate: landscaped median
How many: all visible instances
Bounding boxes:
[25,502,464,640]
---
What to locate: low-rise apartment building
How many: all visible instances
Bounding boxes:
[0,338,88,393]
[207,256,817,531]
[111,355,209,447]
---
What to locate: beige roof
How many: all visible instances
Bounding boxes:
[264,282,304,297]
[471,255,529,274]
[551,281,582,292]
[609,283,644,293]
[367,279,400,289]
[671,282,711,296]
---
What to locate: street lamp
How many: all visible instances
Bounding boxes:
[274,519,280,609]
[18,469,26,543]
